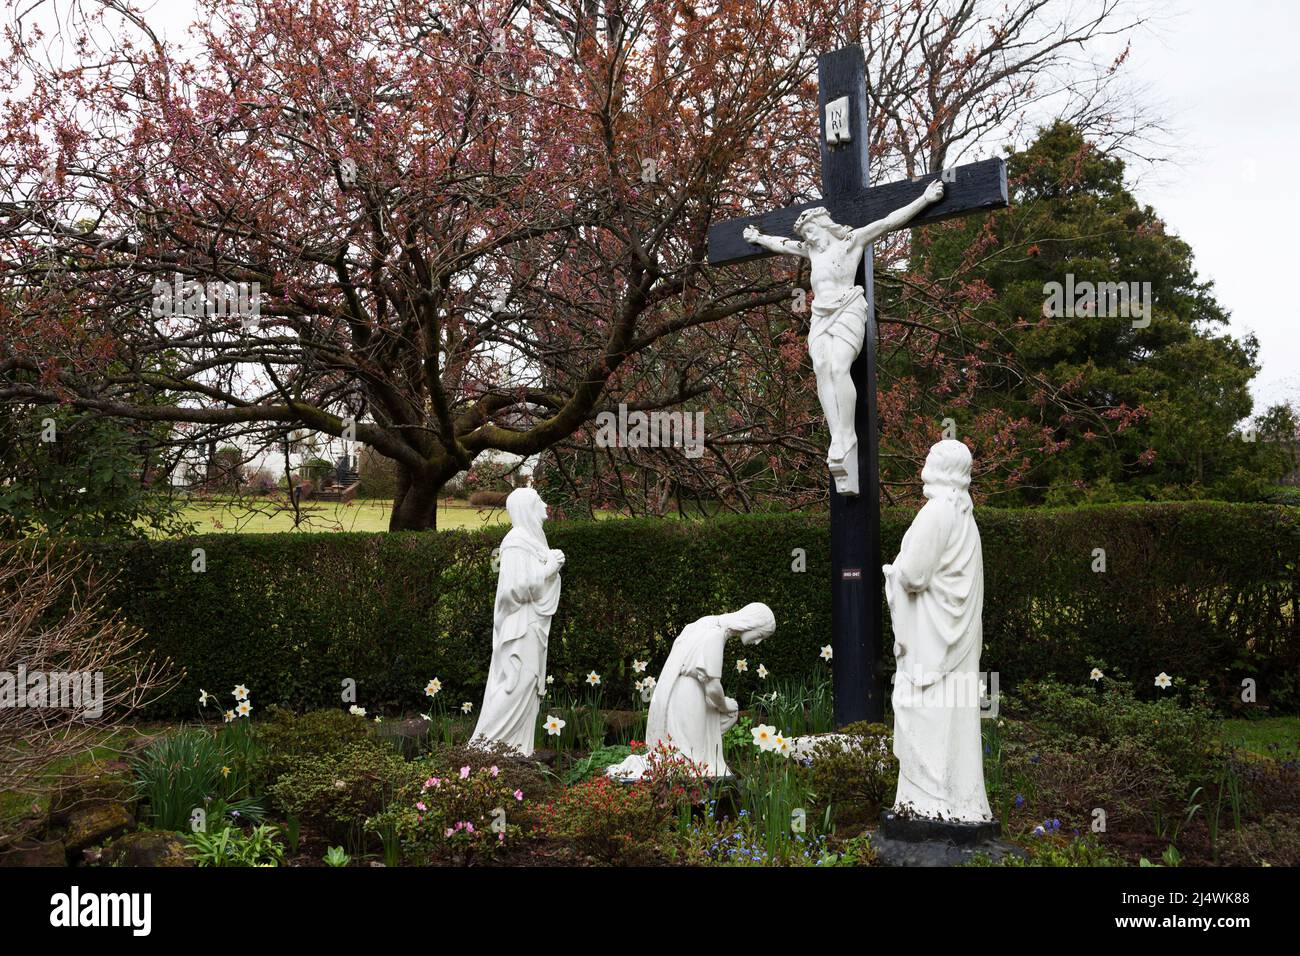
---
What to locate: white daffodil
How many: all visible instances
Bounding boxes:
[425,678,442,698]
[236,700,252,718]
[546,675,555,685]
[773,733,792,757]
[461,701,474,714]
[735,659,748,673]
[373,716,383,724]
[544,715,566,736]
[757,664,769,679]
[349,704,366,717]
[632,660,647,674]
[1090,668,1104,682]
[637,676,657,703]
[1154,672,1173,689]
[223,710,236,723]
[419,713,433,722]
[233,684,250,700]
[198,689,214,707]
[585,672,601,687]
[751,723,777,752]
[820,645,833,661]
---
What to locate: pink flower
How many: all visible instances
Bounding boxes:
[514,789,524,801]
[490,765,499,777]
[445,828,454,837]
[459,766,470,779]
[465,822,475,833]
[416,802,426,811]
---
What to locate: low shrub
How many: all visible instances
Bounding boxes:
[1003,735,1181,829]
[416,741,553,802]
[368,761,530,866]
[1007,678,1222,792]
[468,490,509,508]
[253,707,379,792]
[267,741,407,852]
[807,722,897,822]
[536,777,673,865]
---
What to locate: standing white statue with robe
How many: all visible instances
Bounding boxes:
[471,488,564,757]
[606,603,776,780]
[883,440,992,823]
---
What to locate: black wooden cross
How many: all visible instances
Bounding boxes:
[707,45,1008,726]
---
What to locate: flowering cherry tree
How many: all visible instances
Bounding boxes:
[0,0,1150,526]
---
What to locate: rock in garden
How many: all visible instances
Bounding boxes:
[0,839,68,867]
[63,802,135,856]
[101,831,192,867]
[49,760,137,824]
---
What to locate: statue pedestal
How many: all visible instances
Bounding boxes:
[828,446,859,496]
[873,810,1025,867]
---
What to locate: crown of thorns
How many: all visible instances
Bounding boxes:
[793,207,854,240]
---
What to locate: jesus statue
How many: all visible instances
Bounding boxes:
[741,178,945,495]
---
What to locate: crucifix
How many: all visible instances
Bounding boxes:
[706,45,1008,725]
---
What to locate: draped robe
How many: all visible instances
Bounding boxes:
[471,517,561,756]
[884,495,992,822]
[645,616,730,776]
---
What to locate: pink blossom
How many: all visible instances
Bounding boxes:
[490,765,499,777]
[459,766,470,779]
[514,789,524,801]
[416,802,426,811]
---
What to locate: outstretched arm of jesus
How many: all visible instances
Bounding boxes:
[850,179,945,249]
[742,225,807,258]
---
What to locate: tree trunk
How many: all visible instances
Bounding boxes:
[389,464,443,531]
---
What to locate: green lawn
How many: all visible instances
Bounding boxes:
[1219,717,1300,756]
[174,498,508,534]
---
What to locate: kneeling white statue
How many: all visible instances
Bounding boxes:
[606,603,776,781]
[883,439,992,823]
[470,487,564,757]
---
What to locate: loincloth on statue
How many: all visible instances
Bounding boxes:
[808,285,867,355]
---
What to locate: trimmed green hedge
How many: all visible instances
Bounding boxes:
[75,502,1299,716]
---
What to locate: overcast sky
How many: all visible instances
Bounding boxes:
[38,0,1299,418]
[1129,0,1300,412]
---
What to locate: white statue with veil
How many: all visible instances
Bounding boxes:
[883,439,992,822]
[742,179,945,495]
[606,603,776,780]
[470,487,564,757]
